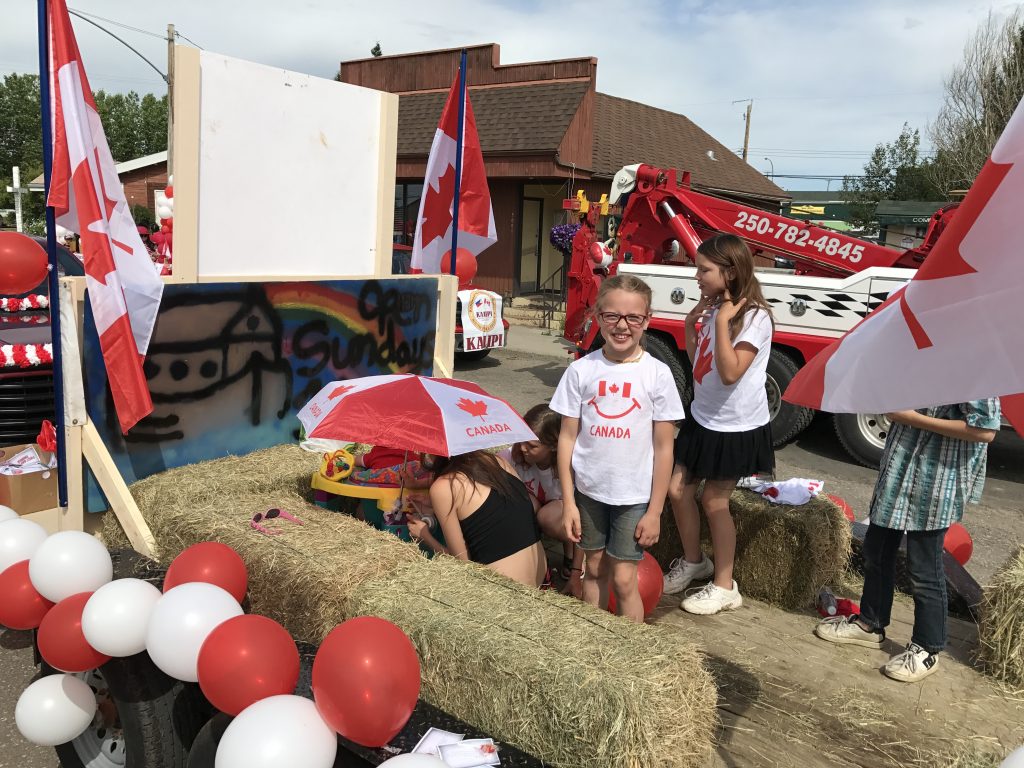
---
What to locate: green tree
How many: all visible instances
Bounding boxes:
[841,124,944,227]
[371,41,383,57]
[0,73,44,226]
[929,9,1024,192]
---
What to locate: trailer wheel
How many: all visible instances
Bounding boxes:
[49,653,210,768]
[644,334,693,413]
[765,349,815,447]
[833,412,890,468]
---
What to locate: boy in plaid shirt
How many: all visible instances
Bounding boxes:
[815,399,1001,682]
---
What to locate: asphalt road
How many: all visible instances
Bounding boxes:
[1,328,1021,768]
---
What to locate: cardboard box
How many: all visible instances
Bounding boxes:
[0,443,58,515]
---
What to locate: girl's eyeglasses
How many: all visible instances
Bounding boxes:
[250,508,304,535]
[597,312,648,327]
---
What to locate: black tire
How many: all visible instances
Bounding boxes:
[643,333,693,413]
[833,412,890,468]
[186,712,234,768]
[49,654,211,768]
[765,349,815,447]
[455,348,491,362]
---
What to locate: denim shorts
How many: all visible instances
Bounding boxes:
[574,490,647,561]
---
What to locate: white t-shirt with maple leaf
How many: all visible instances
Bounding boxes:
[690,307,772,432]
[551,350,685,505]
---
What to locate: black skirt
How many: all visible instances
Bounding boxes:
[674,417,775,482]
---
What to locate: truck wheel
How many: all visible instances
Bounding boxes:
[833,412,890,468]
[49,654,210,768]
[765,349,815,447]
[644,334,693,412]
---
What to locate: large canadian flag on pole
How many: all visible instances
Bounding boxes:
[410,73,497,273]
[785,98,1024,435]
[46,0,164,433]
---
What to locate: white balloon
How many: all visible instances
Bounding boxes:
[215,695,337,768]
[0,518,48,574]
[146,582,242,682]
[15,674,96,747]
[28,531,113,603]
[157,205,172,219]
[1002,746,1024,767]
[82,578,163,657]
[0,505,18,523]
[380,755,448,767]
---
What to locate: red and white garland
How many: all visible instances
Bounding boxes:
[0,344,53,369]
[0,295,49,312]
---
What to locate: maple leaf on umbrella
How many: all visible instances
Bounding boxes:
[328,384,355,400]
[457,397,488,419]
[420,163,456,245]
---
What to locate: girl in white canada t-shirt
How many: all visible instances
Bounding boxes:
[551,274,685,622]
[663,234,776,616]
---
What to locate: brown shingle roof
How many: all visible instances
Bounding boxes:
[397,81,589,156]
[593,93,787,201]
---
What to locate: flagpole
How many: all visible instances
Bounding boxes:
[449,48,467,278]
[37,0,69,508]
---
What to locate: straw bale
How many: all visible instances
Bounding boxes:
[351,557,716,768]
[649,489,851,609]
[978,546,1024,688]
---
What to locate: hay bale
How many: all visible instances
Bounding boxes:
[649,489,850,609]
[978,546,1024,687]
[352,557,716,768]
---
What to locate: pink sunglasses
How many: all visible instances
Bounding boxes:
[250,508,304,535]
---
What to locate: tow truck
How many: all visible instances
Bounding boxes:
[563,164,957,467]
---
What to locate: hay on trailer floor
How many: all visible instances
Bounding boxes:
[649,489,850,610]
[978,545,1024,688]
[352,556,716,768]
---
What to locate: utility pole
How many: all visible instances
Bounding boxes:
[732,98,753,162]
[5,166,28,232]
[167,23,175,176]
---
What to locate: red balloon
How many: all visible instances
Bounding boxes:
[440,247,477,286]
[0,232,49,295]
[37,592,110,672]
[197,614,300,716]
[150,231,166,245]
[944,523,973,566]
[164,184,174,198]
[164,218,173,231]
[312,617,420,747]
[161,223,171,234]
[0,560,54,630]
[825,493,855,523]
[606,552,664,617]
[164,542,248,603]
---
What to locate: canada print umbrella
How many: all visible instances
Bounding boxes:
[297,374,537,457]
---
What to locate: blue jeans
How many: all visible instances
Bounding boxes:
[858,523,948,655]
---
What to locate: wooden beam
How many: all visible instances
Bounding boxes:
[435,274,457,378]
[81,421,156,557]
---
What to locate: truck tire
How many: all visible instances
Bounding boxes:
[765,349,815,447]
[643,334,693,412]
[833,412,890,468]
[48,654,210,768]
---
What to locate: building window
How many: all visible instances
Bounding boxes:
[394,183,422,245]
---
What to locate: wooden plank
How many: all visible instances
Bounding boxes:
[167,44,200,284]
[60,424,84,532]
[81,421,156,557]
[374,92,399,278]
[434,274,457,377]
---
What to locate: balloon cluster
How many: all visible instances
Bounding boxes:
[0,508,421,766]
[150,178,174,275]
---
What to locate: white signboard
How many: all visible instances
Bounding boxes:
[458,290,505,351]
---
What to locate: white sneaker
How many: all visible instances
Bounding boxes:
[681,580,743,615]
[663,556,714,595]
[883,643,939,683]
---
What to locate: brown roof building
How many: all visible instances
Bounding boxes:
[339,44,786,296]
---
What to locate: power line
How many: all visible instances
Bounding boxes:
[66,7,165,40]
[174,32,203,50]
[66,9,167,82]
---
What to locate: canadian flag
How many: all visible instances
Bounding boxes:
[47,0,164,434]
[410,73,497,273]
[785,97,1024,435]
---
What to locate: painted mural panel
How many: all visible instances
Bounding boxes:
[83,278,437,511]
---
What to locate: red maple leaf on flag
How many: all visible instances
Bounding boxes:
[420,164,456,245]
[329,384,355,400]
[457,397,488,419]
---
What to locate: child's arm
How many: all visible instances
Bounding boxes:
[413,478,470,560]
[558,416,582,544]
[887,410,998,443]
[635,420,674,547]
[714,294,759,385]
